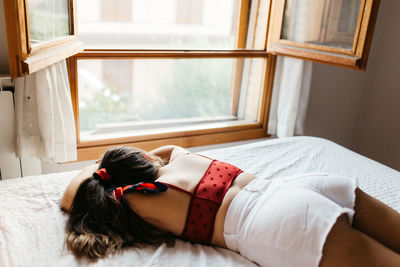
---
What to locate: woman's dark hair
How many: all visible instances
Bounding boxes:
[66,146,175,260]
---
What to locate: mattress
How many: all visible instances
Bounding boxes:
[0,136,399,267]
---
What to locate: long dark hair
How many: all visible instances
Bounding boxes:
[66,146,175,260]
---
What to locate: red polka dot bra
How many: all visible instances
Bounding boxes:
[109,159,243,244]
[167,159,243,244]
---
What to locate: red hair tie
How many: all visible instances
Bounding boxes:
[112,182,168,202]
[95,168,111,181]
[113,187,123,202]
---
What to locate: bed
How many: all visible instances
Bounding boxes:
[1,136,399,267]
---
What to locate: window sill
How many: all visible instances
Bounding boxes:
[80,115,239,141]
[77,123,269,161]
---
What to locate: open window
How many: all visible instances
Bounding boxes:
[267,0,380,70]
[68,0,275,160]
[4,0,381,160]
[4,0,83,78]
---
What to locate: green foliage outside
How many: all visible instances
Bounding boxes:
[79,59,232,132]
[135,59,232,120]
[79,86,133,131]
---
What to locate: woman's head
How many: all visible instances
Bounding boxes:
[61,146,164,212]
[64,146,174,260]
[98,146,163,186]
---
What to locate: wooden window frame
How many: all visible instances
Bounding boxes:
[69,51,276,161]
[4,0,83,78]
[68,0,276,161]
[4,0,381,161]
[267,0,380,70]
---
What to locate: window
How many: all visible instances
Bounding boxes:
[4,0,380,160]
[77,58,265,142]
[69,0,273,160]
[4,0,83,77]
[267,0,380,70]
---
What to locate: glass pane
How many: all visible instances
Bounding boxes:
[77,0,240,49]
[28,0,71,43]
[78,58,266,141]
[244,0,270,49]
[281,0,362,49]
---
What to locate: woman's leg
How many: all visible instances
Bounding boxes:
[320,215,400,267]
[352,188,400,254]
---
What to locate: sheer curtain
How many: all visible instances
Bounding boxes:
[268,56,313,137]
[14,60,77,163]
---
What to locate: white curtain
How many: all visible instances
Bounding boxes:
[268,56,313,137]
[14,60,77,163]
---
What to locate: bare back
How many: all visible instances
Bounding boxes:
[124,147,256,247]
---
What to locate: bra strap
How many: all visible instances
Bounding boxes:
[162,182,192,196]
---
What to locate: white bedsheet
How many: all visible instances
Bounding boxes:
[0,137,399,267]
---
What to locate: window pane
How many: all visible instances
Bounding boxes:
[244,0,270,50]
[78,58,266,141]
[77,0,241,49]
[28,0,70,43]
[281,0,362,49]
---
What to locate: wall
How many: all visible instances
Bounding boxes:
[0,0,9,74]
[304,63,366,150]
[355,0,400,170]
[304,0,400,171]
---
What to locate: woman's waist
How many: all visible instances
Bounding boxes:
[231,171,257,190]
[218,172,257,209]
[215,173,257,218]
[211,172,257,246]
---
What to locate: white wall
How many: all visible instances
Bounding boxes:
[0,0,10,74]
[305,0,400,171]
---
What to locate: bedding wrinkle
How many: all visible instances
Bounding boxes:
[0,137,399,266]
[142,243,165,267]
[38,177,55,209]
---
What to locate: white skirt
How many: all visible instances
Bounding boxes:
[223,173,358,267]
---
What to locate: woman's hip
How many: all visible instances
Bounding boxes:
[223,173,358,267]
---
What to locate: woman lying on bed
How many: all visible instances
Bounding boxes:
[61,145,400,267]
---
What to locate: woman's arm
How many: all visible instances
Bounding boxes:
[61,163,99,212]
[149,145,190,163]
